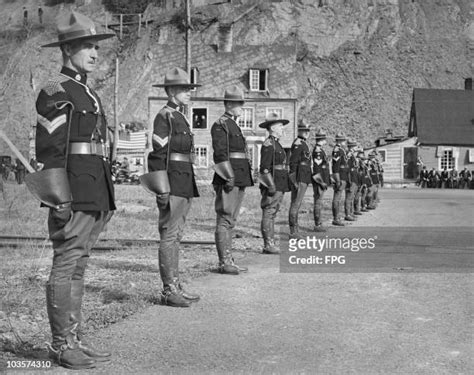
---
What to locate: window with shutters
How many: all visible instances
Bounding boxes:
[249,69,268,91]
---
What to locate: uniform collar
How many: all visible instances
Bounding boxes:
[166,100,184,113]
[61,66,87,85]
[224,112,239,122]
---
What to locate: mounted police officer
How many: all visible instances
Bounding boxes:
[344,139,358,222]
[259,113,290,254]
[288,120,312,238]
[140,67,200,307]
[26,12,116,369]
[311,130,330,232]
[331,133,349,226]
[211,85,252,275]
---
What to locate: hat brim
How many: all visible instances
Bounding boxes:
[335,138,346,142]
[217,98,246,102]
[258,119,290,129]
[152,83,202,88]
[41,33,116,48]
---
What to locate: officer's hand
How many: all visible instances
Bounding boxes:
[51,203,72,228]
[156,193,170,207]
[223,178,235,193]
[267,185,277,197]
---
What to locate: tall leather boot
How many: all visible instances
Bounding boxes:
[262,218,279,254]
[160,245,190,307]
[46,282,96,370]
[70,280,111,361]
[227,231,248,272]
[215,231,239,274]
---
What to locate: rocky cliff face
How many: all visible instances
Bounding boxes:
[0,0,472,155]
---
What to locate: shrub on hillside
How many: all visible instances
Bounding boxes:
[102,0,156,15]
[44,0,76,6]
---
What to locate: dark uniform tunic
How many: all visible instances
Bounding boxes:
[36,67,115,212]
[211,113,253,187]
[332,144,349,182]
[259,136,290,192]
[148,101,199,198]
[289,137,312,184]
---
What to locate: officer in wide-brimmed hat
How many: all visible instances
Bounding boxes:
[211,85,252,274]
[311,129,330,232]
[140,67,200,308]
[258,113,290,254]
[288,119,312,238]
[331,132,349,226]
[344,139,359,221]
[26,11,116,369]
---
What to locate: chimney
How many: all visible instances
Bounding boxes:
[465,78,472,90]
[218,23,233,52]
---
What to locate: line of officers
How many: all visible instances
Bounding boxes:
[141,68,384,309]
[418,166,473,189]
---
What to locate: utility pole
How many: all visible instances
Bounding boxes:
[112,57,119,162]
[185,0,191,76]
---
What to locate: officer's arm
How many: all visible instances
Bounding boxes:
[148,112,170,171]
[289,142,301,174]
[211,121,228,163]
[35,89,71,169]
[260,142,273,174]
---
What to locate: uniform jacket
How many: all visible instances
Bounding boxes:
[347,152,359,185]
[289,136,312,184]
[362,162,373,187]
[440,170,449,180]
[369,162,380,184]
[420,169,430,180]
[35,67,115,212]
[312,145,330,184]
[259,136,290,192]
[148,101,199,198]
[332,144,349,181]
[211,113,253,187]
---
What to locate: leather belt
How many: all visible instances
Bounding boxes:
[169,153,192,163]
[69,142,106,157]
[229,152,247,159]
[273,164,287,170]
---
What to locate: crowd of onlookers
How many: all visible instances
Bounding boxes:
[418,166,474,189]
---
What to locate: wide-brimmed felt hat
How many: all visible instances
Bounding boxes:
[218,85,245,102]
[297,120,310,132]
[152,67,201,88]
[314,129,327,139]
[335,133,346,142]
[347,139,357,147]
[42,12,115,48]
[258,112,290,129]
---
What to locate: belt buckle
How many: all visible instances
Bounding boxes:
[90,142,97,154]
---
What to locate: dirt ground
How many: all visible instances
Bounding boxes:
[4,188,474,374]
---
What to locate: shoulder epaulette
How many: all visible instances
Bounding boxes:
[263,137,273,147]
[42,73,68,96]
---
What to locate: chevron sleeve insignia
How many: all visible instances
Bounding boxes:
[152,134,169,147]
[37,113,66,134]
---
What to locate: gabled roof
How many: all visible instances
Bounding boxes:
[409,88,474,146]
